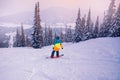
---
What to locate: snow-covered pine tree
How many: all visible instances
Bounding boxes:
[48,27,53,45]
[84,8,93,40]
[89,22,94,39]
[81,16,86,41]
[65,26,73,42]
[74,8,82,42]
[60,31,64,42]
[93,16,99,38]
[99,0,116,37]
[110,3,120,37]
[20,23,26,47]
[25,35,31,47]
[31,2,43,48]
[14,28,21,47]
[43,26,48,46]
[43,26,53,46]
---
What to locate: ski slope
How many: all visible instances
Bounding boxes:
[0,37,120,80]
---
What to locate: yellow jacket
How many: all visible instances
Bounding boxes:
[53,43,63,51]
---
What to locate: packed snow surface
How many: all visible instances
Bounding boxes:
[0,37,120,80]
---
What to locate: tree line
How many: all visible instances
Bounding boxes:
[74,0,120,42]
[13,0,120,48]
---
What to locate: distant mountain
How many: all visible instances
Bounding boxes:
[0,7,103,25]
[0,7,76,24]
[41,7,76,24]
[0,11,34,24]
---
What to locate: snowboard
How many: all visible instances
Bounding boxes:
[46,54,64,59]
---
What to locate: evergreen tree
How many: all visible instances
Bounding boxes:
[65,26,73,42]
[85,9,93,40]
[99,0,116,37]
[60,31,64,42]
[110,3,120,37]
[90,22,94,39]
[81,16,86,41]
[13,24,26,47]
[31,2,43,48]
[93,16,99,38]
[74,8,82,42]
[48,27,53,45]
[14,28,21,47]
[43,26,48,46]
[25,35,31,47]
[20,23,26,47]
[43,26,53,46]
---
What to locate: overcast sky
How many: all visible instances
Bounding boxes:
[0,0,119,17]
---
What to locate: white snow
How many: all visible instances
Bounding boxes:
[0,37,120,80]
[5,32,16,48]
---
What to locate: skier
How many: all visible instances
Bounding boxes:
[51,36,63,58]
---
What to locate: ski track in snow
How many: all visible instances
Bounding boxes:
[0,37,120,80]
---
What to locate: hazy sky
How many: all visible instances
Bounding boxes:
[0,0,120,17]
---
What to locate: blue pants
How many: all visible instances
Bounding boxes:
[51,51,59,57]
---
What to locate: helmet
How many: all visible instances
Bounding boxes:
[56,36,60,39]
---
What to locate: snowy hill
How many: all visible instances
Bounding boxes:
[0,37,120,80]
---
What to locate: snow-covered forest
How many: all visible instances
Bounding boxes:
[13,0,120,48]
[0,0,120,48]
